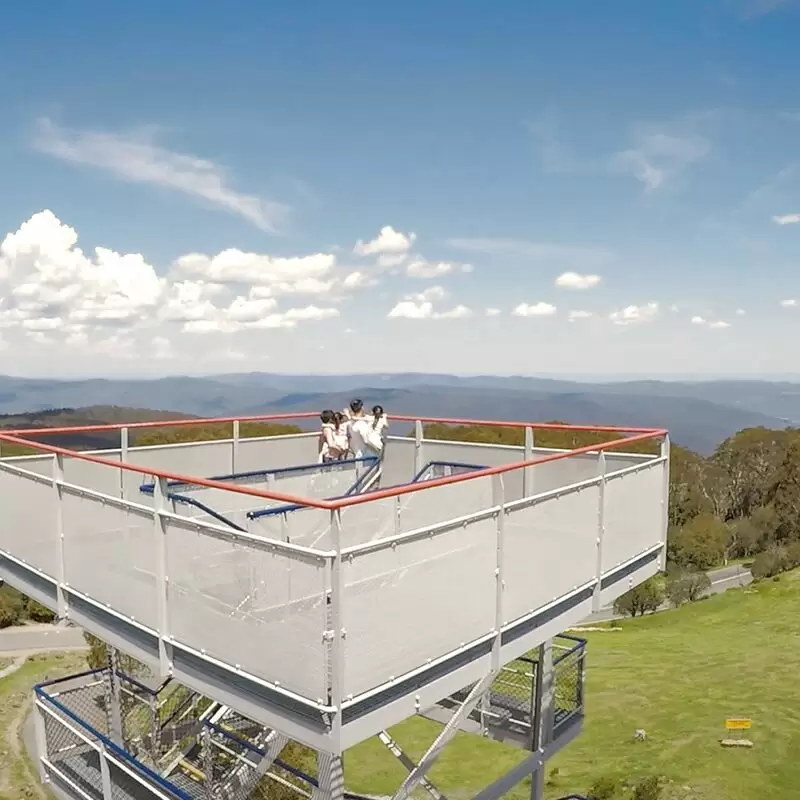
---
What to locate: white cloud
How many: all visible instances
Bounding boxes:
[512,302,557,317]
[485,308,501,317]
[567,310,593,322]
[387,285,471,320]
[555,272,602,290]
[354,225,416,267]
[735,308,746,316]
[772,213,800,225]
[609,302,659,325]
[0,210,349,350]
[780,298,797,308]
[32,118,287,231]
[692,315,731,329]
[609,131,709,191]
[406,258,471,279]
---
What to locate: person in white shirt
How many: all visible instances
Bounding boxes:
[352,404,388,458]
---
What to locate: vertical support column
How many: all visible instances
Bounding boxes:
[119,426,129,500]
[523,426,534,498]
[153,477,173,677]
[105,646,123,745]
[201,727,219,800]
[394,495,401,536]
[659,434,671,571]
[328,511,344,751]
[149,692,161,763]
[315,751,345,800]
[232,419,241,474]
[99,744,114,799]
[592,451,607,612]
[530,640,554,800]
[414,420,424,477]
[54,453,67,620]
[32,701,49,784]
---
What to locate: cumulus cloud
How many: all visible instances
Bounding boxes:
[387,285,472,319]
[0,211,348,353]
[567,310,593,322]
[735,308,746,316]
[609,303,659,325]
[780,298,797,308]
[485,308,501,317]
[772,213,800,225]
[354,225,416,267]
[406,258,472,279]
[33,118,287,232]
[512,302,557,317]
[692,316,731,329]
[555,272,602,289]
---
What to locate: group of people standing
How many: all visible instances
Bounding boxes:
[318,398,388,463]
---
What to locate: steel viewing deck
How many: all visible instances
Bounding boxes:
[0,412,669,800]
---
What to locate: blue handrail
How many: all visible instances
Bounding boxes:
[248,459,488,521]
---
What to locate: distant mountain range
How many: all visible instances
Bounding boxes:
[0,372,799,454]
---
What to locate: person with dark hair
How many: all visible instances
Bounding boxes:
[318,409,345,462]
[365,404,388,454]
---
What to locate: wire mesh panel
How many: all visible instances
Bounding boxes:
[421,440,524,468]
[62,488,159,628]
[502,485,600,626]
[381,437,417,486]
[234,434,320,474]
[553,641,585,736]
[396,474,496,533]
[63,453,123,497]
[0,462,58,576]
[0,452,54,477]
[341,513,497,697]
[122,440,234,500]
[601,460,665,572]
[335,496,399,549]
[165,517,330,701]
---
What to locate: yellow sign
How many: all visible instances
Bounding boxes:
[725,718,752,731]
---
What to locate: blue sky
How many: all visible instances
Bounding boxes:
[0,0,799,378]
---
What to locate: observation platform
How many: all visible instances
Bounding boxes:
[0,412,668,800]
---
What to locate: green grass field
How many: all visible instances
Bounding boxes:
[343,569,800,800]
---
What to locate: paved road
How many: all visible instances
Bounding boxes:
[580,564,753,624]
[0,622,87,654]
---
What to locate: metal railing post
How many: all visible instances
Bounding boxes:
[660,434,671,571]
[99,743,114,799]
[592,451,607,612]
[54,453,67,619]
[153,477,173,677]
[119,426,129,500]
[414,420,424,477]
[491,474,505,672]
[232,419,240,474]
[329,510,345,754]
[523,426,534,497]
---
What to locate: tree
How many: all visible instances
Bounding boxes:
[84,632,150,677]
[664,566,711,607]
[669,445,713,527]
[725,516,762,561]
[23,596,56,623]
[751,547,789,580]
[771,439,800,541]
[613,577,664,618]
[0,586,23,628]
[669,513,727,570]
